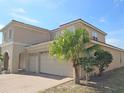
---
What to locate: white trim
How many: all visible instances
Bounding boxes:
[26,40,124,53]
[1,42,28,47]
[91,40,124,52]
[26,41,51,49]
[2,42,13,47]
[26,41,51,53]
[80,20,107,35]
[0,20,50,34]
[59,19,107,35]
[13,42,28,46]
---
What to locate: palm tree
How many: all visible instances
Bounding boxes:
[49,28,99,84]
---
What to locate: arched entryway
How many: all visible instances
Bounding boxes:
[3,52,9,70]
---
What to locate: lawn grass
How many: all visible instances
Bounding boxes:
[39,67,124,93]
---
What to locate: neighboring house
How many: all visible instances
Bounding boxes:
[0,19,124,77]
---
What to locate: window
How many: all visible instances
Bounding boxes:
[92,32,98,41]
[55,31,61,37]
[3,30,13,42]
[67,26,75,32]
[8,30,12,40]
[4,32,6,41]
[55,26,75,37]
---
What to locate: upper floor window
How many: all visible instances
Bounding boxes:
[55,26,75,37]
[8,30,12,39]
[4,31,7,41]
[67,26,75,32]
[3,30,13,42]
[92,32,98,41]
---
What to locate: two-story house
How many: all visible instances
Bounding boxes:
[1,19,124,77]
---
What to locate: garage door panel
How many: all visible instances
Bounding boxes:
[40,52,73,77]
[29,54,37,72]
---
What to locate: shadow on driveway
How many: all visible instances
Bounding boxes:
[16,72,68,80]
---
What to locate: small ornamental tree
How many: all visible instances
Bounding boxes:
[79,44,99,81]
[80,57,95,81]
[94,50,113,76]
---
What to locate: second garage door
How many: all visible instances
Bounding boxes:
[40,52,73,77]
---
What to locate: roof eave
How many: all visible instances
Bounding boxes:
[0,20,50,33]
[91,40,124,52]
[0,20,14,32]
[59,18,107,35]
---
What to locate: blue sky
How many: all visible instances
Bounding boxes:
[0,0,124,48]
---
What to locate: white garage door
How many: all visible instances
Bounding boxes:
[29,54,37,72]
[40,52,73,77]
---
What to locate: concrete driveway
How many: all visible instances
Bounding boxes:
[0,73,72,93]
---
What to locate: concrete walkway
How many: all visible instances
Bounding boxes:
[0,74,72,93]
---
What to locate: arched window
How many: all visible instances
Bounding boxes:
[92,31,98,41]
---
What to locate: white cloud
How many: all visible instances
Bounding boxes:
[10,7,39,23]
[10,13,39,23]
[0,0,4,2]
[0,24,4,29]
[106,29,124,49]
[14,0,31,4]
[113,0,124,7]
[12,0,66,9]
[90,16,106,23]
[39,0,66,10]
[106,38,124,49]
[12,8,26,14]
[99,17,106,23]
[106,38,120,46]
[113,0,124,3]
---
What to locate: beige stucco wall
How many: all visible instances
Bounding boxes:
[101,46,124,71]
[49,31,56,40]
[52,22,106,43]
[13,26,50,45]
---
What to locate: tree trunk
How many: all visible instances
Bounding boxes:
[74,64,80,84]
[98,68,103,76]
[86,73,90,81]
[85,73,90,85]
